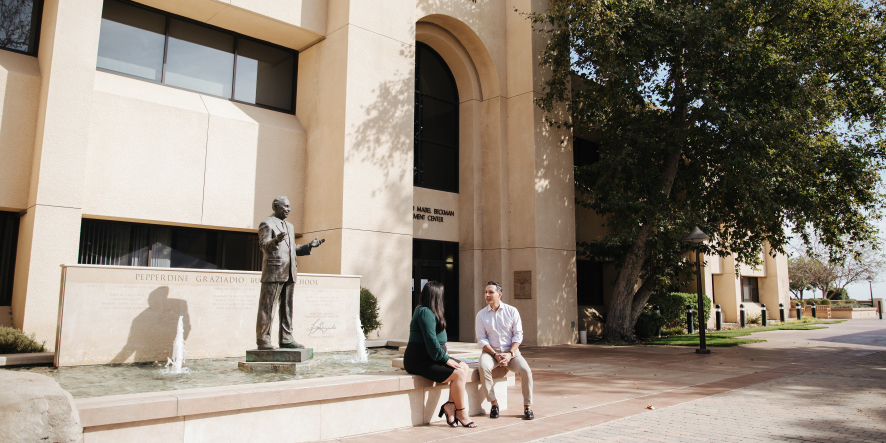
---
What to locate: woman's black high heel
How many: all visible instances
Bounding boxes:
[438,401,456,427]
[454,408,477,428]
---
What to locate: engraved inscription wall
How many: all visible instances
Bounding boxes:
[56,266,360,366]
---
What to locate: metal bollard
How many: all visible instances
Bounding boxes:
[811,302,817,319]
[687,305,695,334]
[715,304,722,331]
[655,305,661,337]
[796,303,802,320]
[880,300,883,320]
[761,303,768,326]
[740,304,746,328]
[779,303,786,323]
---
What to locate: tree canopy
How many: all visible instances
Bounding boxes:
[789,236,885,299]
[533,0,886,341]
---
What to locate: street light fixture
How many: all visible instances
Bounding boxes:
[867,275,874,307]
[684,226,711,354]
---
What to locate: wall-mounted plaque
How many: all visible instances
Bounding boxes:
[514,270,531,299]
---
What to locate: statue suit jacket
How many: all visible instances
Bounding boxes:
[258,215,312,283]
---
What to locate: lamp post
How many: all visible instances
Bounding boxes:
[684,226,711,354]
[867,275,874,308]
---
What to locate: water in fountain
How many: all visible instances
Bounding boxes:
[354,315,368,363]
[163,316,188,374]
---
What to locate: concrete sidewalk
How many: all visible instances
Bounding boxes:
[330,320,886,443]
[537,350,886,443]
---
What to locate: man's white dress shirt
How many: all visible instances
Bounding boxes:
[475,302,523,350]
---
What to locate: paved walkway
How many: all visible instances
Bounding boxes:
[333,320,886,443]
[536,350,886,443]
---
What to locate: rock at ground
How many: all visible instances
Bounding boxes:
[0,371,81,443]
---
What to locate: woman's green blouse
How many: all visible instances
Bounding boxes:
[408,306,449,362]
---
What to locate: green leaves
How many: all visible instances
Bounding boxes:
[534,0,886,340]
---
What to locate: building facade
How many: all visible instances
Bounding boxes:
[0,0,788,350]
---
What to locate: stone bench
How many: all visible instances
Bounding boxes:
[76,367,514,442]
[391,342,492,371]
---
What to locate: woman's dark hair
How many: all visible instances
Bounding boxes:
[419,281,447,333]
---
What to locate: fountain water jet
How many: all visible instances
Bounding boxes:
[164,316,188,373]
[354,315,368,363]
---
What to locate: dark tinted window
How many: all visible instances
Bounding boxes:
[413,239,457,262]
[577,260,605,305]
[0,0,42,55]
[415,43,458,193]
[234,38,294,110]
[0,211,19,306]
[166,18,234,98]
[97,0,166,81]
[78,219,261,271]
[418,49,457,102]
[741,277,760,303]
[574,137,600,167]
[96,0,297,112]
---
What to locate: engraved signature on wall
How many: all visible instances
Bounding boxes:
[307,318,337,336]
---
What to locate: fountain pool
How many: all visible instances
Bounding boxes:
[8,348,402,399]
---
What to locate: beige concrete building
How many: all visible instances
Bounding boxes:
[0,0,788,350]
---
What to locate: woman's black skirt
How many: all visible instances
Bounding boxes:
[403,342,454,383]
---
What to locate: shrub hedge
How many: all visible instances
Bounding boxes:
[634,310,665,339]
[0,326,46,354]
[647,292,711,330]
[359,287,382,338]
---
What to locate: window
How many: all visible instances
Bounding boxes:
[0,211,19,306]
[78,219,261,271]
[577,260,605,305]
[0,0,43,55]
[741,276,759,303]
[573,137,600,167]
[96,0,296,112]
[414,42,458,193]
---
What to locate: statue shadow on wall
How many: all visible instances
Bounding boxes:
[111,286,191,364]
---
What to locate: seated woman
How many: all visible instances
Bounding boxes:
[403,281,477,428]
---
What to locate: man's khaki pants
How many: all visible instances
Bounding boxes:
[479,350,533,406]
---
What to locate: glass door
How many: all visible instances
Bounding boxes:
[412,239,459,341]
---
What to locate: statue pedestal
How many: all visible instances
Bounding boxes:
[238,348,314,373]
[246,348,313,362]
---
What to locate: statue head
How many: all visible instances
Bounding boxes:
[272,196,291,219]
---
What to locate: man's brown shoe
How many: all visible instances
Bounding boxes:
[280,341,304,349]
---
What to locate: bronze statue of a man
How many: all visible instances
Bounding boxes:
[256,196,324,350]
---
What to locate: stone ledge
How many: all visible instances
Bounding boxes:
[0,352,55,366]
[75,369,511,428]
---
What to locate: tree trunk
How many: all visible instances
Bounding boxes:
[603,148,684,342]
[603,54,688,342]
[603,222,655,342]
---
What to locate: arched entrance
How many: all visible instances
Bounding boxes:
[413,41,461,340]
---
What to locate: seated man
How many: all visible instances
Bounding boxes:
[475,281,534,420]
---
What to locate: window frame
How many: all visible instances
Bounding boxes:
[0,0,44,56]
[576,259,606,306]
[96,0,298,114]
[0,210,21,306]
[741,276,760,303]
[573,137,600,168]
[414,42,459,194]
[77,218,262,271]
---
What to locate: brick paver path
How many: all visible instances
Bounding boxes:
[536,351,886,443]
[335,320,886,443]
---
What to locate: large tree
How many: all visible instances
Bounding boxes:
[790,236,886,299]
[533,0,886,341]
